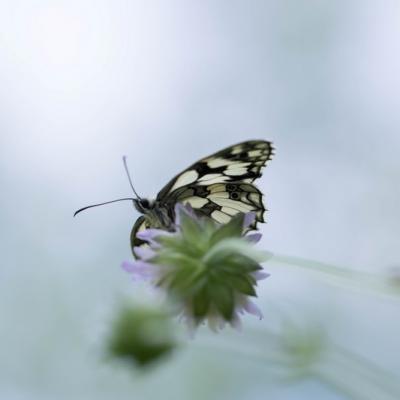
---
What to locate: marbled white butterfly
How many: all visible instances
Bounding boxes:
[74,140,274,257]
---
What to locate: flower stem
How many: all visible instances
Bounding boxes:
[270,254,400,297]
[194,332,400,400]
[328,345,400,398]
[315,347,400,400]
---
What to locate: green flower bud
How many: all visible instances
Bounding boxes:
[107,304,177,367]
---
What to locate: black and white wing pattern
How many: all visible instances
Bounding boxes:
[130,216,149,250]
[156,140,274,230]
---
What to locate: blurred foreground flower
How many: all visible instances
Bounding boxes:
[123,205,270,331]
[107,304,177,367]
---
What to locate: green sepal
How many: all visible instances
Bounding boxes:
[162,263,208,300]
[177,208,204,243]
[209,282,234,320]
[226,274,257,296]
[192,286,210,320]
[209,213,244,245]
[222,254,263,274]
[153,250,197,269]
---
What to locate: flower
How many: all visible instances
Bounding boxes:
[107,304,177,367]
[123,205,270,331]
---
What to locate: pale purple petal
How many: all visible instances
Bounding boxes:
[137,228,168,241]
[244,300,263,320]
[245,233,262,243]
[252,270,270,281]
[136,229,173,247]
[121,260,137,273]
[174,203,198,227]
[243,212,256,229]
[237,307,245,315]
[133,246,156,260]
[218,318,226,330]
[121,260,158,281]
[230,314,242,331]
[207,315,226,332]
[184,319,197,339]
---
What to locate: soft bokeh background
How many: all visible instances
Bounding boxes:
[1,1,399,399]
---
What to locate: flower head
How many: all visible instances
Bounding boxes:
[107,304,177,368]
[123,205,270,331]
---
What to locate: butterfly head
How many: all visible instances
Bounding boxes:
[133,198,154,214]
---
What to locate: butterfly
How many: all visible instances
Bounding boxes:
[74,140,274,257]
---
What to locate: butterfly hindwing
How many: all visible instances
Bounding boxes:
[178,182,265,229]
[130,216,149,250]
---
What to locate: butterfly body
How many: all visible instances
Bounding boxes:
[130,140,274,255]
[133,198,175,230]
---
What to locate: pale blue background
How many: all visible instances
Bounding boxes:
[0,1,399,399]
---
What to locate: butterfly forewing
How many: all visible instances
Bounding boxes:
[156,140,273,200]
[155,140,273,229]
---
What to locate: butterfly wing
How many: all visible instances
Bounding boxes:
[130,216,149,251]
[156,140,274,229]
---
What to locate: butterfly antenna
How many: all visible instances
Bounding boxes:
[122,155,142,200]
[73,198,136,217]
